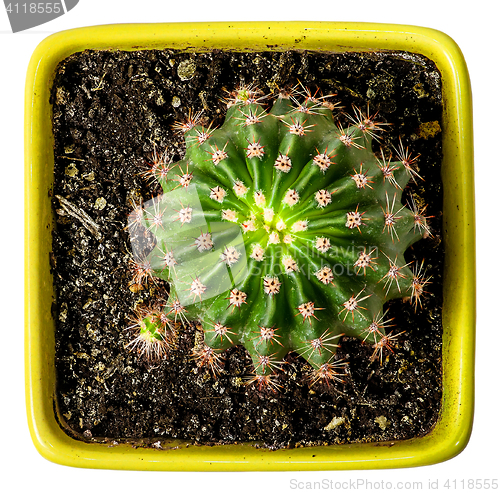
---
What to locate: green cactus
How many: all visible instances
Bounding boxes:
[127,84,430,390]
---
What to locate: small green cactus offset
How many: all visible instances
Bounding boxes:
[127,84,430,390]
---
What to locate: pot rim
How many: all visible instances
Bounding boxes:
[24,21,475,471]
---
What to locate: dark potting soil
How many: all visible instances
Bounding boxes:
[50,48,443,448]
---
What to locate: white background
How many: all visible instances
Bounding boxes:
[1,1,497,491]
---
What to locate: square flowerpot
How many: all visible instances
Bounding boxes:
[25,21,474,470]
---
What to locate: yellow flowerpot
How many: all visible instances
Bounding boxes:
[25,21,474,470]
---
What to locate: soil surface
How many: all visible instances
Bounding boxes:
[51,48,443,448]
